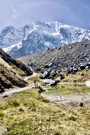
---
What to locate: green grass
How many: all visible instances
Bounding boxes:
[0,111,5,117]
[44,84,90,95]
[0,88,90,135]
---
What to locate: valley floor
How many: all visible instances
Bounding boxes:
[41,93,90,109]
[0,73,90,135]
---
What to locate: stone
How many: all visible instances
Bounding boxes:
[79,72,84,76]
[85,66,90,71]
[59,74,65,80]
[44,65,49,68]
[40,71,50,79]
[48,63,53,67]
[40,79,58,86]
[85,81,90,87]
[79,63,86,70]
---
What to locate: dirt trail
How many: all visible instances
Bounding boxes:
[41,93,90,108]
[0,72,37,98]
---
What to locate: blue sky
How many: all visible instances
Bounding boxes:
[0,0,90,30]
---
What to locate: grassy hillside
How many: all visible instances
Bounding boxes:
[0,48,33,92]
[0,88,90,135]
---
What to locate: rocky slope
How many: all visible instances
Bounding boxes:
[19,40,90,82]
[1,21,90,58]
[0,48,33,93]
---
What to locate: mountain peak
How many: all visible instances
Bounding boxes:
[0,21,90,58]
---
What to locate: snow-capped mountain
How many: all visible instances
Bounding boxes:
[1,21,90,58]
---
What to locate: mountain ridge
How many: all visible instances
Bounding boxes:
[0,21,90,58]
[0,48,33,93]
[19,39,90,82]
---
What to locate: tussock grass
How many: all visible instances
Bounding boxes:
[62,70,90,83]
[0,111,5,117]
[28,73,44,86]
[0,88,90,135]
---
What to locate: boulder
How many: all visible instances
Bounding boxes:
[38,86,45,94]
[79,63,86,70]
[40,71,50,79]
[67,67,73,74]
[40,79,58,86]
[48,63,53,67]
[59,74,65,80]
[79,72,84,76]
[85,66,90,71]
[56,70,61,74]
[78,67,82,71]
[44,65,49,68]
[87,62,90,66]
[85,81,90,87]
[72,67,78,72]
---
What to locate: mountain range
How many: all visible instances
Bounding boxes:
[0,21,90,58]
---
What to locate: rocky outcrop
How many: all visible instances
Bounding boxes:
[40,79,59,86]
[19,40,90,80]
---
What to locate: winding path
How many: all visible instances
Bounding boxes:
[0,72,37,98]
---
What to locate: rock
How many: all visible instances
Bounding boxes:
[59,74,65,80]
[78,67,82,71]
[85,81,90,87]
[38,86,45,94]
[67,67,73,74]
[69,46,72,49]
[35,68,41,72]
[85,66,90,71]
[79,73,84,76]
[79,102,84,107]
[48,63,53,67]
[2,95,9,98]
[50,72,57,77]
[28,63,34,66]
[56,70,61,74]
[19,40,90,79]
[44,65,49,68]
[79,63,86,70]
[58,47,61,50]
[48,77,55,80]
[40,71,50,79]
[40,79,57,86]
[87,62,90,66]
[50,70,56,75]
[73,67,78,72]
[0,127,8,135]
[0,85,4,93]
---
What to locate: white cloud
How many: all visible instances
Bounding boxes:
[9,1,17,20]
[10,3,16,13]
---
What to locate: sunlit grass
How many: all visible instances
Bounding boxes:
[44,84,90,95]
[0,88,90,135]
[61,70,90,83]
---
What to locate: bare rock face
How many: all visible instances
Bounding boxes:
[0,48,33,93]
